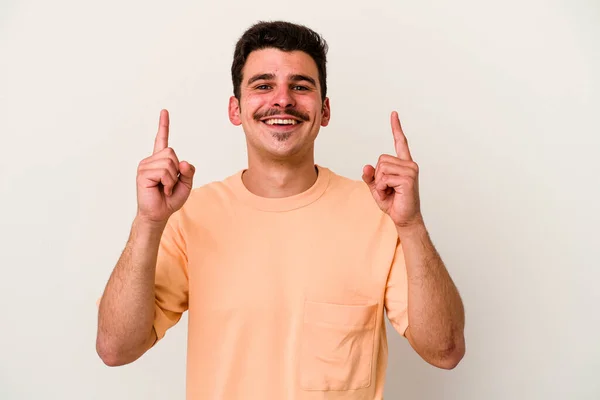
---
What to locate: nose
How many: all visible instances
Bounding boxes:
[271,86,295,108]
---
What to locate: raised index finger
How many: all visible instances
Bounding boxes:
[153,109,169,154]
[391,111,412,161]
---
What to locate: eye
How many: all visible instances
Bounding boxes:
[256,84,271,90]
[292,85,309,91]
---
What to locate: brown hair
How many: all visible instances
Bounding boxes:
[231,21,328,102]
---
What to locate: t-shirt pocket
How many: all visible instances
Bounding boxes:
[299,300,378,391]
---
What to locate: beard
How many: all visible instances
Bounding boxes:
[272,132,294,142]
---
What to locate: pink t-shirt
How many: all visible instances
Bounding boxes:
[153,165,409,399]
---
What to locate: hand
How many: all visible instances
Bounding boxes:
[362,111,422,228]
[136,109,196,225]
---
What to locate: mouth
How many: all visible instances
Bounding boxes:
[260,116,303,129]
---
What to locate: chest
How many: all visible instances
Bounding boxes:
[186,210,395,312]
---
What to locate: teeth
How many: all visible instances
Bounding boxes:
[265,119,297,125]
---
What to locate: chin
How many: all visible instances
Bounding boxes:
[265,143,303,159]
[266,131,295,143]
[245,123,316,160]
[254,138,308,160]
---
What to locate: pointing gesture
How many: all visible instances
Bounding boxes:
[136,109,196,225]
[362,111,422,228]
[153,109,170,154]
[391,111,413,162]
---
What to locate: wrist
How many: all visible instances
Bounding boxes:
[395,214,427,239]
[133,214,168,236]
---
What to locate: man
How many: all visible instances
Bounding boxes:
[96,20,465,399]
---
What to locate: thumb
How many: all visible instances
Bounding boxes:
[178,161,195,187]
[362,164,375,187]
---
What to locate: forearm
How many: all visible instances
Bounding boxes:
[397,219,465,368]
[96,216,165,366]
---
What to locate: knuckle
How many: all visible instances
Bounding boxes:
[136,172,147,184]
[138,157,149,168]
[164,157,176,168]
[403,161,416,171]
[383,162,396,172]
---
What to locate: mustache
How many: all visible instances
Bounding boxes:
[253,108,310,122]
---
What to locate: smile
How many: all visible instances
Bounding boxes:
[263,118,299,126]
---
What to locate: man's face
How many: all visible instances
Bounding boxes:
[228,48,330,161]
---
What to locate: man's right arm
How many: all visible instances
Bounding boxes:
[96,109,195,366]
[96,217,164,366]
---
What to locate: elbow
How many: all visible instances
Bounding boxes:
[98,354,127,367]
[432,337,466,370]
[96,337,136,367]
[434,351,464,370]
[96,343,127,367]
[407,327,466,370]
[96,326,155,367]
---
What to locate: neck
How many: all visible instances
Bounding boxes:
[242,155,318,198]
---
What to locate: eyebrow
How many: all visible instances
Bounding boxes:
[247,73,275,85]
[246,73,317,87]
[290,74,317,87]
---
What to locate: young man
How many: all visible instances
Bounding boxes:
[96,21,465,399]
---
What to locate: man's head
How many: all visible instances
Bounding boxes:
[228,21,331,162]
[231,21,328,102]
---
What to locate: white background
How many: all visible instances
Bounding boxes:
[1,0,599,399]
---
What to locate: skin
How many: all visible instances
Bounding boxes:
[97,47,465,370]
[96,110,195,366]
[228,48,330,198]
[362,112,466,369]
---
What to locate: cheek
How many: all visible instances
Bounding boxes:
[299,97,322,113]
[241,98,263,120]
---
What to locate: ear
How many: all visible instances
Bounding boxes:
[320,97,331,127]
[228,96,242,126]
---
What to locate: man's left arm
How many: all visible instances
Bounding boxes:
[397,219,465,369]
[362,111,465,370]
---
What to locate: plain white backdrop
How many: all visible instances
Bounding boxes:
[1,0,598,399]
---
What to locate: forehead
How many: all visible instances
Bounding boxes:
[242,48,319,82]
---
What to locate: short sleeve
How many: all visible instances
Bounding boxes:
[384,239,409,337]
[152,212,189,343]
